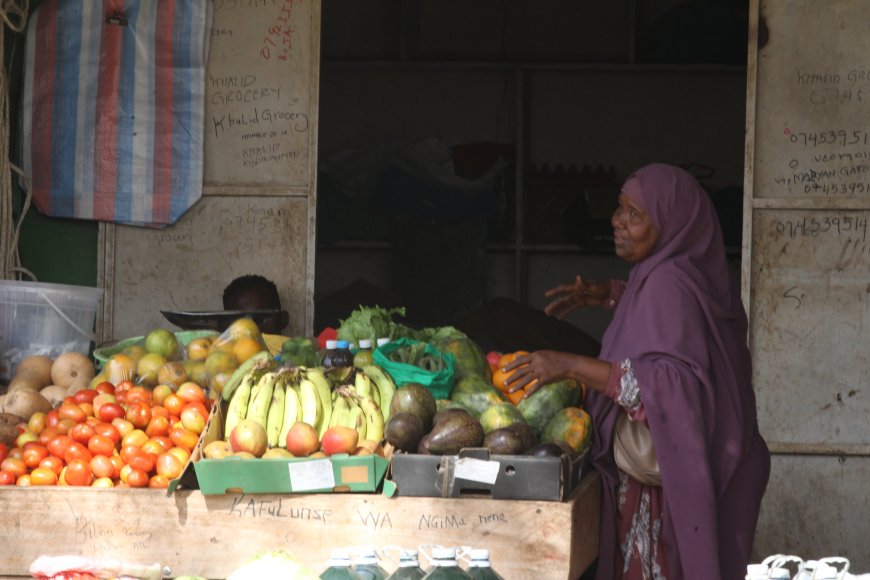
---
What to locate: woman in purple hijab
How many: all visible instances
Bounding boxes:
[505,163,770,579]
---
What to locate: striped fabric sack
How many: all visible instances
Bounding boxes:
[20,0,212,227]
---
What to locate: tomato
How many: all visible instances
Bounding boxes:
[15,430,39,448]
[111,418,135,438]
[98,403,126,423]
[116,380,134,392]
[64,459,94,486]
[1,457,27,477]
[121,429,149,448]
[150,405,169,419]
[145,415,170,438]
[163,394,184,417]
[125,402,152,429]
[94,422,121,445]
[126,468,149,488]
[22,444,49,469]
[27,412,47,435]
[87,434,116,457]
[94,381,116,395]
[16,474,32,486]
[127,450,156,474]
[6,447,22,460]
[38,427,61,446]
[47,435,74,459]
[0,470,16,485]
[55,418,77,435]
[152,384,173,405]
[0,442,7,462]
[58,403,87,424]
[73,388,99,404]
[156,451,185,479]
[120,444,142,464]
[166,446,190,465]
[169,426,200,451]
[149,435,173,452]
[109,455,124,478]
[126,386,152,405]
[45,409,60,428]
[148,474,170,489]
[177,382,206,404]
[30,467,58,486]
[180,405,206,434]
[141,439,165,457]
[79,402,95,418]
[182,401,210,423]
[89,455,115,479]
[119,463,133,483]
[39,455,64,476]
[69,422,97,445]
[92,477,114,488]
[63,442,93,464]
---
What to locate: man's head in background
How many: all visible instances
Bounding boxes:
[222,274,289,334]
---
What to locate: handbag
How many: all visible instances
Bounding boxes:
[613,410,662,486]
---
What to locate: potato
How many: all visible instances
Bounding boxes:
[3,389,52,420]
[40,385,69,409]
[0,412,23,446]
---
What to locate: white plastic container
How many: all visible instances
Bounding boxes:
[0,280,103,381]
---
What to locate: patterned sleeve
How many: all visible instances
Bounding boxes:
[603,279,627,310]
[604,358,647,421]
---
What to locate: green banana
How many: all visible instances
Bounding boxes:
[329,393,354,429]
[278,376,302,447]
[354,371,374,399]
[221,351,275,401]
[224,368,261,440]
[246,371,278,431]
[297,378,321,429]
[346,396,367,440]
[266,376,286,447]
[362,365,396,422]
[357,395,385,443]
[305,368,333,438]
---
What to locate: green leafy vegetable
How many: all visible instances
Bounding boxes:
[337,305,407,343]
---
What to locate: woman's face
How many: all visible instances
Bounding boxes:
[611,192,659,262]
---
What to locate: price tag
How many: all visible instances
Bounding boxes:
[454,457,500,485]
[288,459,335,491]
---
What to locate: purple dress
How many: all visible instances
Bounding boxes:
[587,164,770,580]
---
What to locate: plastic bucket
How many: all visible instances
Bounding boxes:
[0,280,103,382]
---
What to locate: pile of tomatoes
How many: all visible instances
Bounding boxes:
[0,380,211,488]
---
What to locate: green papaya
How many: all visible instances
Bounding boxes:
[540,406,592,454]
[434,335,492,382]
[517,379,583,436]
[449,374,508,418]
[479,402,527,434]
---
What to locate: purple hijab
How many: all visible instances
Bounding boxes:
[588,164,770,580]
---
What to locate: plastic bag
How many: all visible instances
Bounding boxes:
[373,338,456,400]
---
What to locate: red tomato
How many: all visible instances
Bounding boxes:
[30,467,58,486]
[73,389,99,404]
[58,403,87,424]
[166,446,190,465]
[47,435,73,459]
[22,444,49,469]
[163,394,184,417]
[120,444,142,464]
[126,386,152,405]
[141,439,166,457]
[0,442,8,462]
[148,474,170,489]
[169,426,200,451]
[156,452,184,479]
[94,381,116,395]
[55,418,77,435]
[109,455,124,478]
[116,380,134,392]
[79,402,95,418]
[90,455,115,479]
[182,401,210,423]
[45,409,60,428]
[94,422,121,445]
[149,435,173,452]
[6,447,22,460]
[38,427,61,447]
[145,415,170,438]
[39,455,64,476]
[16,474,32,486]
[152,384,173,405]
[0,470,16,485]
[125,402,152,429]
[65,459,94,486]
[63,442,93,464]
[126,468,149,488]
[87,434,116,457]
[127,450,156,474]
[69,422,97,445]
[176,382,206,404]
[98,403,126,423]
[1,457,27,477]
[111,418,135,438]
[121,429,149,448]
[150,405,169,418]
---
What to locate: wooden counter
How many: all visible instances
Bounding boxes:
[0,472,600,579]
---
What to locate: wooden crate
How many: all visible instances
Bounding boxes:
[0,472,600,580]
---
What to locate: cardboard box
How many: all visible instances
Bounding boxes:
[188,395,389,495]
[389,447,589,501]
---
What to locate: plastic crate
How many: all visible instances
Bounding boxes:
[0,280,103,382]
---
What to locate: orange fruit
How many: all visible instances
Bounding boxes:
[105,354,137,386]
[232,336,265,364]
[506,388,527,405]
[225,317,261,341]
[186,337,213,361]
[497,350,529,369]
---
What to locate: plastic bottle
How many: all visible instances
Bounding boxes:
[331,340,354,367]
[321,340,339,369]
[352,547,389,580]
[354,339,374,367]
[321,549,363,579]
[376,337,391,348]
[421,548,473,579]
[465,549,503,580]
[385,549,426,580]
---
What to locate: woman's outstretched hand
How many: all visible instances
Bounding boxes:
[543,275,610,319]
[503,350,573,398]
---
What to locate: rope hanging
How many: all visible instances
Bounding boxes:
[0,0,32,281]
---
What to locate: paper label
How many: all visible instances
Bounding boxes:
[454,457,500,485]
[288,459,335,491]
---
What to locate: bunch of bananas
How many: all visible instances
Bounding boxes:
[222,355,397,451]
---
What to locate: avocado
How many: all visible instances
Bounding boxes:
[527,441,574,458]
[505,421,538,451]
[431,406,473,429]
[483,427,527,455]
[417,432,434,455]
[390,382,437,430]
[385,411,426,453]
[426,413,485,455]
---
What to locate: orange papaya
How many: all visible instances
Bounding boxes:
[540,406,592,455]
